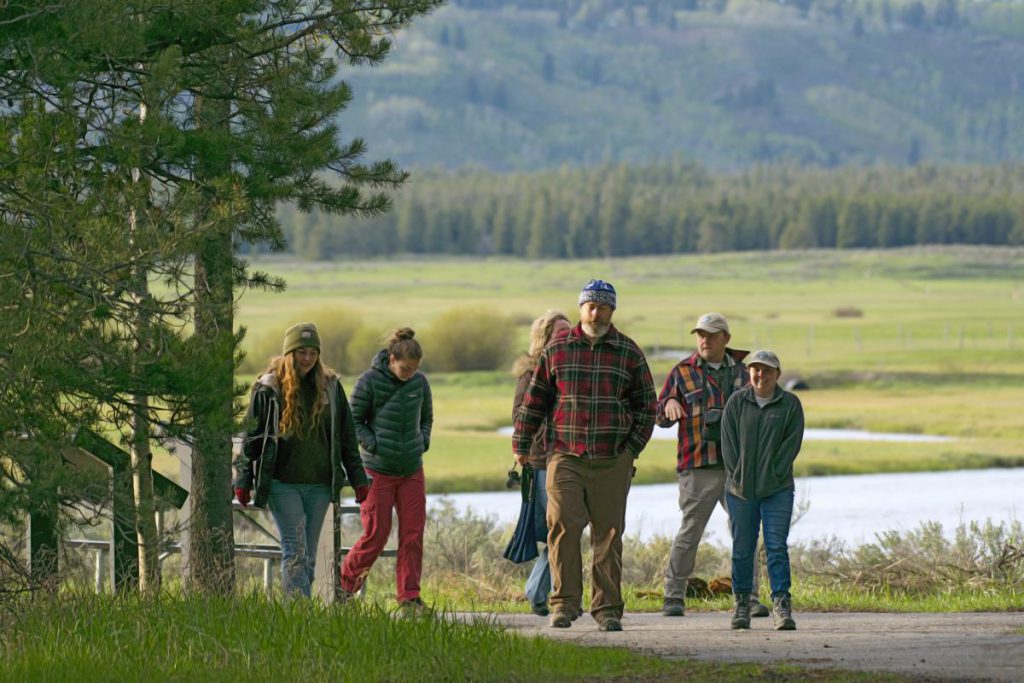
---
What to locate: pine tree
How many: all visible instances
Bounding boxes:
[0,0,442,595]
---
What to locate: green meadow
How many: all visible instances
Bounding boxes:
[0,593,917,683]
[196,246,1024,492]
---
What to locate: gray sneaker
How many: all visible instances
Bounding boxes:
[749,596,770,618]
[731,593,751,630]
[772,594,796,631]
[662,597,685,617]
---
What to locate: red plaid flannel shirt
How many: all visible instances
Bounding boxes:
[656,348,749,471]
[513,323,656,460]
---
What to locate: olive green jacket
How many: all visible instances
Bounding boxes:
[721,386,804,500]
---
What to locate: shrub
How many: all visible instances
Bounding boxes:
[240,306,365,375]
[834,306,864,318]
[421,306,516,372]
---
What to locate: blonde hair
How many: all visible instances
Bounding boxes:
[513,310,570,375]
[264,353,335,436]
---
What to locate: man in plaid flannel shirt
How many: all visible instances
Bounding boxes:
[656,312,768,618]
[513,279,656,632]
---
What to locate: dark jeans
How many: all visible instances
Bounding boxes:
[726,487,794,598]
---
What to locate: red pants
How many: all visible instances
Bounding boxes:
[340,467,426,602]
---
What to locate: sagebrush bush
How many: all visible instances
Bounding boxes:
[240,306,365,375]
[420,306,516,372]
[791,518,1024,592]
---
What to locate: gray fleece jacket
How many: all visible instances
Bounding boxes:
[721,385,804,500]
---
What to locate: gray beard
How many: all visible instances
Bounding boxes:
[582,322,609,338]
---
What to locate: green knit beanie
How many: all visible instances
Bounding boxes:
[282,322,321,356]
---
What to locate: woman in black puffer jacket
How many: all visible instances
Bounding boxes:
[339,328,433,612]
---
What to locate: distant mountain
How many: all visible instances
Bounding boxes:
[336,0,1024,171]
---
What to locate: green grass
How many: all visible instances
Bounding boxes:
[0,593,668,682]
[238,249,1024,379]
[155,247,1024,489]
[405,581,1024,615]
[401,430,1024,495]
[0,593,912,683]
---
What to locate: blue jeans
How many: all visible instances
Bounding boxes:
[268,480,332,597]
[726,488,794,598]
[524,468,551,607]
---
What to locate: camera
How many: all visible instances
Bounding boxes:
[505,467,521,489]
[701,407,723,443]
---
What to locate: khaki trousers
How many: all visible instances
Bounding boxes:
[664,466,761,600]
[546,451,634,621]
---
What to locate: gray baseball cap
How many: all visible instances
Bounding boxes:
[691,312,730,334]
[747,349,781,370]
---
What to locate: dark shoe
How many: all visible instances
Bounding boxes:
[399,597,431,617]
[597,616,623,632]
[531,601,550,617]
[749,595,770,618]
[576,606,584,619]
[772,594,796,631]
[549,609,573,628]
[731,592,751,630]
[662,597,685,617]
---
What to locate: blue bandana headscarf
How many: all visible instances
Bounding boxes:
[578,279,617,310]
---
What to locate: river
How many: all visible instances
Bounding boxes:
[427,467,1023,546]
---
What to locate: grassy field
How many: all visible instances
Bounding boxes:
[159,246,1024,491]
[0,593,917,683]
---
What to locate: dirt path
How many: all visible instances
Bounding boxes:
[481,611,1023,681]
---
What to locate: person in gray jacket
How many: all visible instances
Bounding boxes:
[339,328,433,614]
[721,349,804,631]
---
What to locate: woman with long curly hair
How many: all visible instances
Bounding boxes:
[512,310,571,616]
[235,322,370,597]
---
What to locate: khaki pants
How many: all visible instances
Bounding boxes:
[546,451,634,621]
[664,466,761,600]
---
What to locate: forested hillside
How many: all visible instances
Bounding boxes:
[336,0,1024,170]
[281,162,1024,258]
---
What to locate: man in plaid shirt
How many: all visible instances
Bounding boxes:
[657,312,768,619]
[513,279,656,632]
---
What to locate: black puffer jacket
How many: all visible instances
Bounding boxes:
[235,372,369,507]
[350,349,433,477]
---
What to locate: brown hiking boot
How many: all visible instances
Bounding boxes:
[549,608,574,628]
[772,594,796,630]
[597,615,623,632]
[731,592,751,630]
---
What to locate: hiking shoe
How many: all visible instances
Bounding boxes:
[531,601,550,617]
[749,596,770,618]
[731,593,751,630]
[597,616,623,632]
[549,609,574,628]
[772,594,796,631]
[662,597,685,617]
[399,597,431,617]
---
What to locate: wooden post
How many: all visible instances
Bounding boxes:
[313,502,342,602]
[25,495,59,589]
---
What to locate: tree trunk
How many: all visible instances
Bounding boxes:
[187,223,237,596]
[129,102,161,596]
[186,93,237,596]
